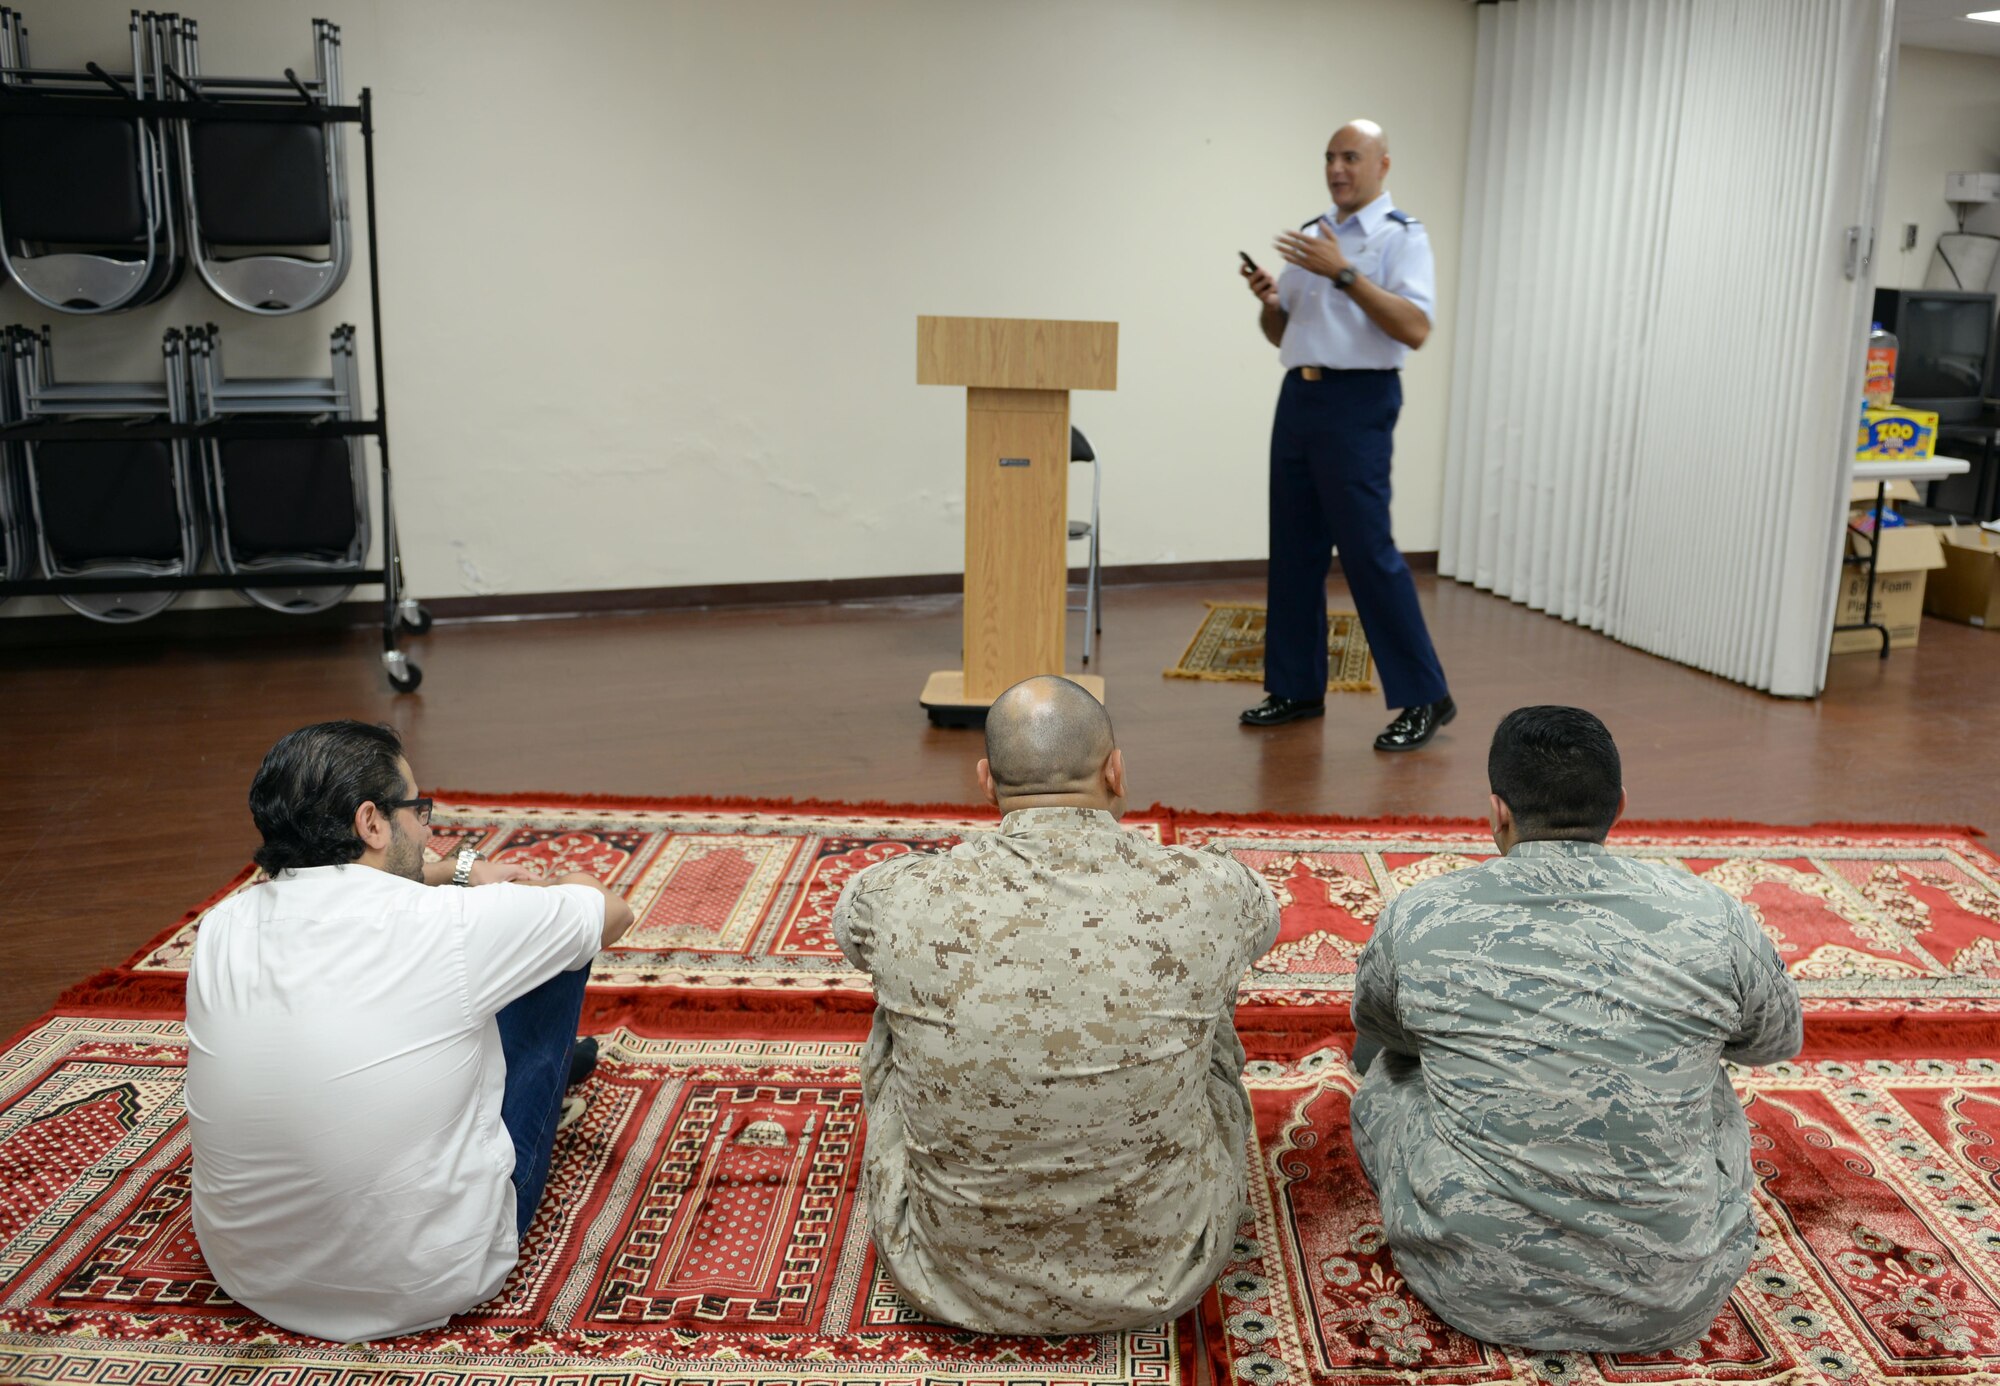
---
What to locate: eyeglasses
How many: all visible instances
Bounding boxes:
[376,796,434,825]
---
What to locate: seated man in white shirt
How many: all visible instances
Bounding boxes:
[184,720,635,1342]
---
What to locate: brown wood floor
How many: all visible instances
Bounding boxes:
[3,574,1996,1042]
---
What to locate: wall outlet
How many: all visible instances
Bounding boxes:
[1903,223,1920,251]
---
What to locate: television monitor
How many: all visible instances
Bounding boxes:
[1992,300,2000,407]
[1872,287,1995,423]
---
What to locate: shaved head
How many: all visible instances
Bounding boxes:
[983,676,1115,797]
[1336,118,1388,156]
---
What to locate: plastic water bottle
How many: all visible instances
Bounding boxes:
[1864,321,1898,409]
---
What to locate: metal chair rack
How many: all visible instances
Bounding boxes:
[0,74,428,692]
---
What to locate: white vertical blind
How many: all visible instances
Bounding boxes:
[1440,0,1894,697]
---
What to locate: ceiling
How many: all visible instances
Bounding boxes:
[1900,0,2000,57]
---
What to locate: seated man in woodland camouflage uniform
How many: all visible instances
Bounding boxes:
[1350,705,1803,1352]
[833,675,1280,1333]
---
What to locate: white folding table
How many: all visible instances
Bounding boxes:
[1837,457,1973,658]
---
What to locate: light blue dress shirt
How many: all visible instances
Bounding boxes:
[1276,191,1435,372]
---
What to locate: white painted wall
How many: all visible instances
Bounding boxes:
[1880,43,2000,291]
[4,0,1475,615]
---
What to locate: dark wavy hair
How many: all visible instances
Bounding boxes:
[249,721,410,875]
[1488,706,1622,842]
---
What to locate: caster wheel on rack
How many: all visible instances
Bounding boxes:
[398,599,434,635]
[384,650,424,693]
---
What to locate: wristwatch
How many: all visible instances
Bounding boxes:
[1333,267,1359,291]
[449,846,481,886]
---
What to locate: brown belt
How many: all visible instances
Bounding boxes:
[1300,366,1324,381]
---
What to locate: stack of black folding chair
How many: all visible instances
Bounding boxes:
[0,9,351,317]
[162,14,351,314]
[189,322,368,612]
[0,8,183,314]
[7,323,204,622]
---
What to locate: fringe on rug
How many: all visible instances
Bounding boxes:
[52,970,186,1016]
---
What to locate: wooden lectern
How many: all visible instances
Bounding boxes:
[916,316,1118,726]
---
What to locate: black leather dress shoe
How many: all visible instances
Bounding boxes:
[567,1036,599,1089]
[1240,695,1327,727]
[1374,695,1456,752]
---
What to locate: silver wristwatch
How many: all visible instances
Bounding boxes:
[449,846,480,886]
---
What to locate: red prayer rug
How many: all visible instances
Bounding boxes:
[13,1013,2000,1386]
[62,795,2000,1027]
[20,796,2000,1384]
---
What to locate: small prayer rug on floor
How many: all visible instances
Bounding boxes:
[1165,602,1374,691]
[12,1012,2000,1386]
[67,798,2000,1026]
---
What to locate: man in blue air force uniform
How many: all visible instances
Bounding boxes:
[1349,706,1803,1350]
[1239,119,1454,751]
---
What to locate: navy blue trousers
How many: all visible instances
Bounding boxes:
[495,965,588,1240]
[1266,369,1448,710]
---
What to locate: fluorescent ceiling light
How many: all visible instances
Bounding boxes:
[1966,8,2000,21]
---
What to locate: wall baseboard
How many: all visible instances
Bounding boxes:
[426,553,1436,621]
[424,559,1287,620]
[0,553,1438,645]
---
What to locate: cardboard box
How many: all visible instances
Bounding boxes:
[1830,523,1945,654]
[1925,526,2000,629]
[1856,406,1939,461]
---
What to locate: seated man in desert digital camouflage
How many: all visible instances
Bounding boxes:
[833,675,1281,1333]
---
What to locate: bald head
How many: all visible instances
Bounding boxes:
[1325,120,1391,217]
[983,676,1116,797]
[1336,118,1388,156]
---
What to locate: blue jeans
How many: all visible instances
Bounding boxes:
[495,966,589,1240]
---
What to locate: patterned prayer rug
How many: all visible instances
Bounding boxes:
[13,1013,2000,1386]
[65,799,2000,1026]
[1165,603,1375,691]
[1168,816,2000,1021]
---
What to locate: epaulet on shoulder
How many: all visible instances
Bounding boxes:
[1298,216,1322,231]
[1386,209,1420,228]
